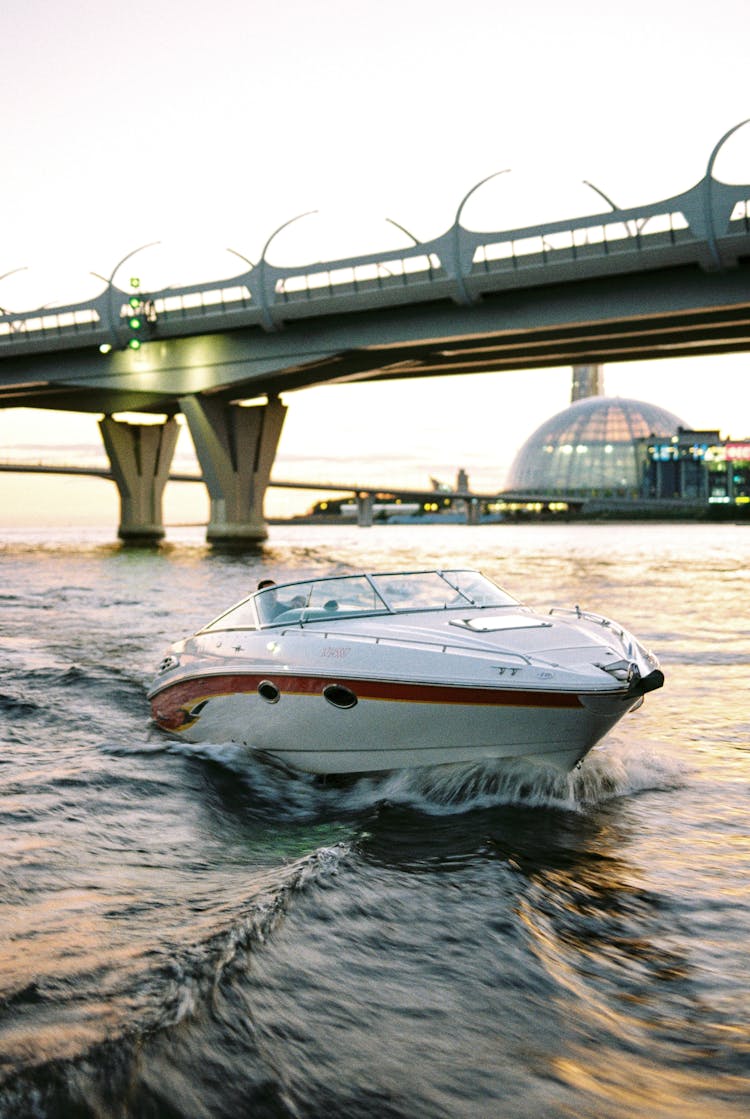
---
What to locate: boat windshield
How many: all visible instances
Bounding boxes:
[370,570,515,611]
[202,569,517,632]
[255,575,388,625]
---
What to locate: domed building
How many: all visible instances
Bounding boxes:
[507,394,688,497]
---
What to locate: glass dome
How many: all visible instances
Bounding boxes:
[507,396,688,495]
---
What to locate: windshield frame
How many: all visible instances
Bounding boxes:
[199,569,519,633]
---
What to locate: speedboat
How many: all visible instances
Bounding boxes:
[148,569,664,775]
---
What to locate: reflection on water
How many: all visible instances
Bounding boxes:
[0,523,749,1118]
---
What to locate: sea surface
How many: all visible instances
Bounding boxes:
[0,521,748,1119]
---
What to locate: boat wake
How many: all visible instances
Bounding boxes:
[0,844,350,1117]
[340,740,688,815]
[162,737,341,820]
[142,844,350,1034]
[160,735,688,819]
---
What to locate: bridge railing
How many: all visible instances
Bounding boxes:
[150,284,253,317]
[0,306,102,339]
[2,125,749,355]
[472,210,693,267]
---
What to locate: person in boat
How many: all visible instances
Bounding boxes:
[256,579,305,621]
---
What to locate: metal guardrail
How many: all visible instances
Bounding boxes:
[1,123,749,357]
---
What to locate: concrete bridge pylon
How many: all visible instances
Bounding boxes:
[99,415,180,544]
[179,393,287,547]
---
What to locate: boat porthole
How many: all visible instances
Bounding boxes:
[258,680,281,704]
[323,684,358,710]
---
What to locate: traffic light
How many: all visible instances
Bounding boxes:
[122,277,155,350]
[126,281,142,349]
[128,295,143,347]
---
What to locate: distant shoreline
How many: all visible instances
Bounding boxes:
[270,505,750,526]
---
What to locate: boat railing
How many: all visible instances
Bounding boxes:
[547,606,625,638]
[277,625,536,665]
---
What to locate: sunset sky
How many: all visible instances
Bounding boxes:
[1,0,749,523]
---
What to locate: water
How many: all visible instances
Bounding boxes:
[1,522,748,1118]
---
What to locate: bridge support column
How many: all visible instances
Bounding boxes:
[465,498,481,525]
[99,416,180,545]
[179,394,287,547]
[356,493,374,527]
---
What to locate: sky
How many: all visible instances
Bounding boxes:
[1,0,749,524]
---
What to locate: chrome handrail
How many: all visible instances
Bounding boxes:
[547,605,625,638]
[278,625,536,665]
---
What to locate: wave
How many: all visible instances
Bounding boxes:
[0,691,40,718]
[0,844,349,1117]
[146,843,349,1032]
[19,661,149,710]
[151,736,688,820]
[338,742,687,816]
[162,738,345,821]
[664,650,750,666]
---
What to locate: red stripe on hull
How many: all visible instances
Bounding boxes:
[151,671,587,732]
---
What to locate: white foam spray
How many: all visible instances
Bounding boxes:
[166,736,689,818]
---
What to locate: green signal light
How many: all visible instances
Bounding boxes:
[129,316,142,330]
[128,295,141,309]
[128,337,141,350]
[130,277,140,289]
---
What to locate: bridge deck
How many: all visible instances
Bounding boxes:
[1,130,749,415]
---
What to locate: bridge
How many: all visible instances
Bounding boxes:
[0,460,582,527]
[2,123,749,544]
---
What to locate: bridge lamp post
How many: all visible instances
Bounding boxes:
[703,118,750,269]
[453,170,511,304]
[225,246,256,308]
[258,212,318,331]
[0,266,29,315]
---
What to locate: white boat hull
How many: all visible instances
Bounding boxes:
[150,670,640,775]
